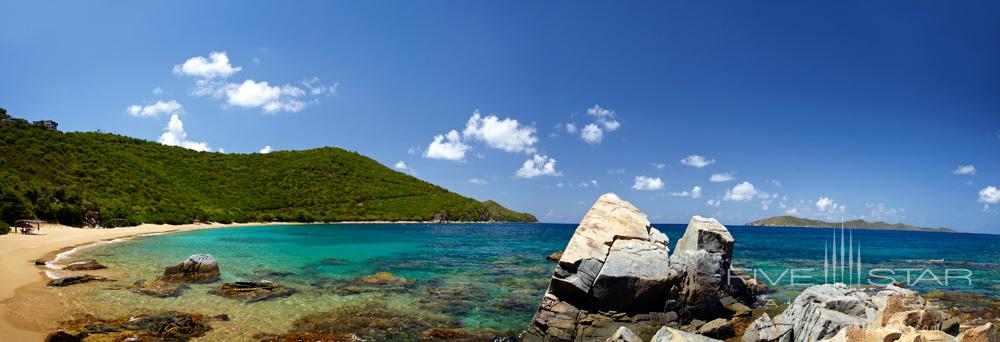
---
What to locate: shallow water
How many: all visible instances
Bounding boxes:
[55,223,999,340]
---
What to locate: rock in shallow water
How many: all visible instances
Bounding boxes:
[47,274,110,287]
[209,280,296,302]
[62,259,106,271]
[159,254,220,283]
[56,311,212,341]
[130,278,190,297]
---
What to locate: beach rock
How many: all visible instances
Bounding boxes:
[886,309,949,331]
[941,317,960,336]
[552,193,652,302]
[159,254,220,283]
[958,323,996,342]
[741,313,792,342]
[547,251,564,262]
[818,325,903,342]
[652,326,722,342]
[47,274,110,287]
[606,326,642,342]
[590,239,681,312]
[673,216,733,263]
[34,259,48,266]
[698,318,734,339]
[898,329,957,342]
[130,278,190,297]
[63,259,106,271]
[209,280,296,302]
[43,331,82,342]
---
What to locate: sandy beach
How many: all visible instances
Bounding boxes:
[0,222,284,341]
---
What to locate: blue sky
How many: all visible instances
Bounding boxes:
[2,1,999,232]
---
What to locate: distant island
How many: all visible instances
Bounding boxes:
[745,215,956,233]
[0,108,536,227]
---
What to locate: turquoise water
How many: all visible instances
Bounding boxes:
[63,223,999,340]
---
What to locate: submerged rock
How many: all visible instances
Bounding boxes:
[63,259,106,271]
[130,278,190,297]
[159,254,220,283]
[282,301,455,341]
[47,274,110,287]
[258,332,362,342]
[547,251,564,262]
[358,271,413,285]
[419,328,507,341]
[209,280,296,302]
[57,311,212,341]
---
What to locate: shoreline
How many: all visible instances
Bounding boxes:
[0,221,294,340]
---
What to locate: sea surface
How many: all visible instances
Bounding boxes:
[57,223,1000,340]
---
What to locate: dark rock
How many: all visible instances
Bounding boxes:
[34,259,48,266]
[130,279,190,297]
[47,275,110,287]
[213,314,230,321]
[159,254,220,283]
[57,311,211,341]
[209,280,296,302]
[940,316,960,336]
[43,331,82,342]
[63,260,106,271]
[590,239,683,313]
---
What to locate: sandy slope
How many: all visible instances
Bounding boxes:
[0,222,283,340]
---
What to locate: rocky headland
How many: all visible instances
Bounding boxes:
[521,193,997,342]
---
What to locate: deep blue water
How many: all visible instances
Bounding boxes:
[68,223,999,338]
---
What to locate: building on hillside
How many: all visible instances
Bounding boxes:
[33,120,58,130]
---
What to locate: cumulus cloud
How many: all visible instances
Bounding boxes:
[723,182,758,201]
[173,51,241,79]
[127,100,183,118]
[516,155,561,178]
[394,160,408,170]
[816,197,846,213]
[259,145,273,154]
[652,163,667,170]
[979,186,1000,209]
[710,173,734,182]
[424,130,470,161]
[632,176,664,191]
[462,111,538,153]
[953,165,977,175]
[670,186,702,198]
[224,80,307,113]
[565,123,577,134]
[468,178,488,185]
[587,105,620,131]
[158,114,211,152]
[680,155,715,168]
[581,123,603,144]
[707,199,720,207]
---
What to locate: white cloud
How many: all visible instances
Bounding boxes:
[152,87,164,95]
[462,111,538,153]
[723,181,758,201]
[768,179,782,187]
[516,154,561,178]
[953,165,977,175]
[158,114,211,152]
[424,130,470,161]
[632,176,664,190]
[710,173,735,182]
[581,123,603,144]
[127,100,183,118]
[680,155,715,168]
[394,160,408,170]
[407,146,420,155]
[173,51,241,79]
[707,199,720,207]
[587,105,620,131]
[224,80,307,113]
[669,185,702,198]
[815,197,845,213]
[979,186,1000,209]
[864,202,904,220]
[565,123,577,134]
[300,77,337,96]
[468,178,488,185]
[259,145,273,154]
[652,163,667,170]
[608,168,626,175]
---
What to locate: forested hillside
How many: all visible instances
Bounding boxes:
[0,108,536,226]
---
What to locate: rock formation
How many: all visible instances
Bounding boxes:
[159,254,221,283]
[742,283,998,342]
[47,274,110,287]
[62,259,106,271]
[523,193,757,341]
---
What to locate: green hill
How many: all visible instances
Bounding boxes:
[0,108,536,227]
[745,215,955,233]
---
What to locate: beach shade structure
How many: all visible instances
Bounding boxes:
[14,219,44,235]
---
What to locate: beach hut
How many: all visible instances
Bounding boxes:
[13,219,45,234]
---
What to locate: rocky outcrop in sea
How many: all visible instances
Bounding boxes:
[522,193,759,341]
[521,193,998,341]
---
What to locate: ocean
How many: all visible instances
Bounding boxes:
[57,223,999,340]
